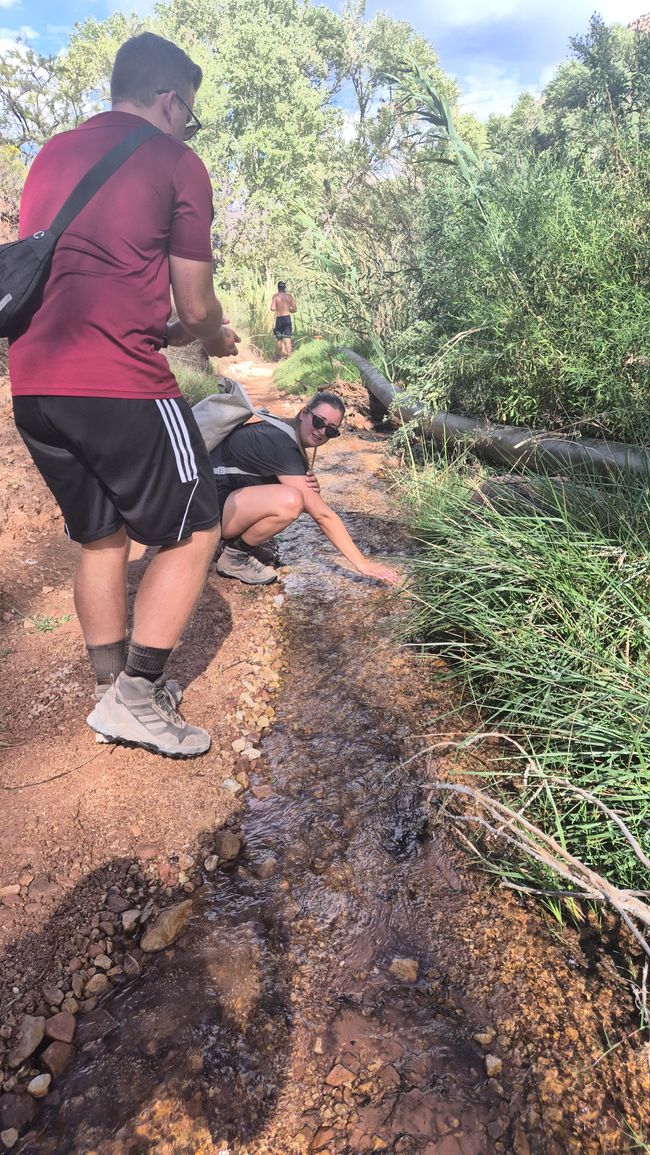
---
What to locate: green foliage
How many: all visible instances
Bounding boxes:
[273,338,360,395]
[174,365,218,405]
[380,35,650,443]
[0,143,26,224]
[29,614,72,633]
[401,457,650,895]
[155,0,345,280]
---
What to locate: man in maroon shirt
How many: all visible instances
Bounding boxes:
[10,32,239,758]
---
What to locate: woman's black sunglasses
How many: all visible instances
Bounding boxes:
[309,410,340,439]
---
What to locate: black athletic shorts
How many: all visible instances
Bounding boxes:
[273,315,292,338]
[12,395,221,546]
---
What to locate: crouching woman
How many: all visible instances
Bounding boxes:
[211,390,399,586]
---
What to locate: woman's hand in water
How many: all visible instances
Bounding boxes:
[305,470,320,494]
[359,559,401,586]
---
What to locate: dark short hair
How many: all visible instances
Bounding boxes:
[277,281,286,290]
[111,32,202,106]
[307,391,345,416]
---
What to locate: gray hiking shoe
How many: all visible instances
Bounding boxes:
[94,678,182,704]
[216,545,278,586]
[87,673,210,759]
[93,679,184,744]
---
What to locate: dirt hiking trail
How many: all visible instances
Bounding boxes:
[0,358,648,1154]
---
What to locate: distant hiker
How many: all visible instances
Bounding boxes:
[211,391,400,586]
[10,32,240,759]
[271,280,297,358]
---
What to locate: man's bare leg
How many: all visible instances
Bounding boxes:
[85,525,222,757]
[131,525,221,647]
[74,526,130,645]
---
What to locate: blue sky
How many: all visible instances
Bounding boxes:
[1,0,649,117]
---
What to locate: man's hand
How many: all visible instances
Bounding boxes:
[358,559,401,586]
[203,320,241,359]
[305,470,320,494]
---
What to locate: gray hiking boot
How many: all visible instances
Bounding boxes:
[87,673,210,758]
[216,545,278,586]
[94,678,182,704]
[93,678,183,743]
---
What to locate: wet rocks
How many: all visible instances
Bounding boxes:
[389,958,419,984]
[1,1129,18,1150]
[324,1064,356,1087]
[121,909,141,933]
[122,954,141,978]
[485,1054,503,1078]
[44,1012,75,1045]
[140,900,192,953]
[222,778,245,797]
[473,1027,496,1047]
[0,1092,35,1133]
[7,1016,45,1069]
[84,974,111,998]
[26,1074,50,1099]
[255,855,278,880]
[41,1042,74,1079]
[212,830,242,862]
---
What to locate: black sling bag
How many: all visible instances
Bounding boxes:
[0,122,159,339]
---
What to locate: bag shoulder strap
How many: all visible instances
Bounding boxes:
[49,123,160,239]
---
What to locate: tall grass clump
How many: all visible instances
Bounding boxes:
[274,339,361,395]
[401,457,650,896]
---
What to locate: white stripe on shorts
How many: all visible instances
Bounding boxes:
[156,398,201,541]
[156,398,198,485]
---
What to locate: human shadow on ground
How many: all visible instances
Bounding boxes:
[0,840,293,1155]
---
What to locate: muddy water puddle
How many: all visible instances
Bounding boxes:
[19,436,648,1154]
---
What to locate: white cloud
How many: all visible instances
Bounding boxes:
[456,62,541,119]
[0,0,20,8]
[341,109,360,142]
[413,0,650,30]
[0,24,38,48]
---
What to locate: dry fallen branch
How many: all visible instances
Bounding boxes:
[425,779,650,960]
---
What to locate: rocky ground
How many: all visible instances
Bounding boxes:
[0,354,648,1154]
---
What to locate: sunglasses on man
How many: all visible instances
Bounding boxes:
[308,410,340,439]
[156,90,202,141]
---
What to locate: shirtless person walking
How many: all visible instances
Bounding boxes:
[271,280,297,358]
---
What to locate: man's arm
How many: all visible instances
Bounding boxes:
[278,473,399,585]
[170,255,239,357]
[288,295,297,314]
[270,294,278,312]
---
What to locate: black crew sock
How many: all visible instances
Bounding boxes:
[231,536,256,554]
[124,643,173,683]
[87,639,127,687]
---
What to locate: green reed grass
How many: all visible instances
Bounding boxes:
[274,338,361,395]
[400,456,650,895]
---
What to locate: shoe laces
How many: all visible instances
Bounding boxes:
[152,679,183,725]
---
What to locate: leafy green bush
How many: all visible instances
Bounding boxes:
[401,457,650,894]
[393,154,650,442]
[274,339,361,395]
